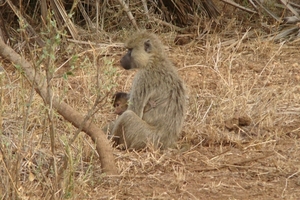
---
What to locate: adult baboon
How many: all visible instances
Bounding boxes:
[112,31,186,150]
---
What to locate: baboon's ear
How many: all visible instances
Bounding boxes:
[144,39,152,53]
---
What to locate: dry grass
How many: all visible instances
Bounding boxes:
[1,19,300,199]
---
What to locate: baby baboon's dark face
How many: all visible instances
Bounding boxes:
[114,101,127,115]
[112,92,129,115]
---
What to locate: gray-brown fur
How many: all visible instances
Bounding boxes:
[112,31,186,150]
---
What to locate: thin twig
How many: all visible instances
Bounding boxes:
[149,16,184,31]
[220,0,257,14]
[280,0,299,17]
[6,0,45,46]
[254,0,280,22]
[77,1,94,29]
[141,0,149,18]
[117,0,139,30]
[0,148,20,197]
[282,169,300,198]
[196,153,274,172]
[50,0,79,39]
[248,0,258,12]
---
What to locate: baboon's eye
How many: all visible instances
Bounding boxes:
[144,39,152,53]
[115,103,119,107]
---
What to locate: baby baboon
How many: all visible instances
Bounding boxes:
[102,92,129,135]
[112,92,129,115]
[112,92,156,115]
[112,31,186,150]
[104,91,151,135]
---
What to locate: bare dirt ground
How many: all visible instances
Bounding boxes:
[1,27,300,199]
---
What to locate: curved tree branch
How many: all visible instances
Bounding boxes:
[0,39,118,175]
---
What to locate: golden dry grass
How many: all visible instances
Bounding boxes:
[1,22,300,199]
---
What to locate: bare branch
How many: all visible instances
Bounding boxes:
[280,0,299,17]
[117,0,139,30]
[220,0,257,14]
[141,0,149,18]
[50,0,79,39]
[6,0,45,47]
[0,39,118,175]
[254,0,280,22]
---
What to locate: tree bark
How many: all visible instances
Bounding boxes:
[0,39,118,175]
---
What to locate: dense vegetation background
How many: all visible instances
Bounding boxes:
[0,0,300,199]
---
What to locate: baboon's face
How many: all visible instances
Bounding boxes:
[120,49,136,70]
[112,92,129,115]
[120,39,152,70]
[113,100,128,115]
